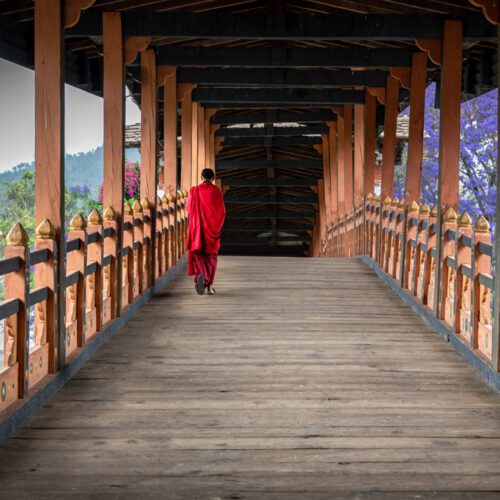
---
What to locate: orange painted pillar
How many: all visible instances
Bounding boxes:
[34,0,65,369]
[180,90,193,190]
[328,122,338,223]
[140,49,157,203]
[322,134,332,228]
[380,76,399,200]
[317,179,327,255]
[163,68,177,195]
[197,104,206,178]
[336,112,346,218]
[363,90,377,196]
[191,102,199,186]
[354,104,365,207]
[343,105,354,256]
[405,52,428,205]
[438,20,463,213]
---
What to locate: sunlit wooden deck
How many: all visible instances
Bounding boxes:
[1,256,500,497]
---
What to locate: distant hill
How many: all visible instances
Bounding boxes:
[0,146,140,195]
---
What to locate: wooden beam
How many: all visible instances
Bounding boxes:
[34,0,65,368]
[216,125,328,137]
[162,68,177,194]
[216,160,323,170]
[193,88,366,105]
[140,49,157,203]
[380,76,400,200]
[363,90,377,196]
[328,122,338,221]
[343,105,354,213]
[221,136,322,147]
[223,223,313,231]
[68,12,495,41]
[211,110,336,124]
[153,47,415,68]
[224,195,318,204]
[197,104,206,177]
[191,102,199,185]
[322,134,332,226]
[405,52,428,205]
[226,210,316,218]
[354,103,365,206]
[102,12,124,317]
[337,112,346,217]
[176,68,388,87]
[222,177,319,186]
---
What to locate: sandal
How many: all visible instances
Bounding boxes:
[207,288,216,295]
[195,274,206,295]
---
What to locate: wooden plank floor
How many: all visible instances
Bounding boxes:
[1,256,500,498]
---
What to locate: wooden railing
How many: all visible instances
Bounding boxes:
[0,192,188,414]
[323,194,498,374]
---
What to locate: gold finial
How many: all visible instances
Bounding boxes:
[398,199,405,209]
[458,212,472,228]
[182,189,188,198]
[123,202,132,216]
[161,194,168,205]
[132,199,142,213]
[69,213,86,231]
[420,203,430,215]
[430,205,438,217]
[444,207,458,223]
[391,197,399,208]
[87,208,102,225]
[156,196,162,207]
[177,190,183,200]
[383,196,392,206]
[366,193,373,201]
[409,200,419,213]
[475,215,490,233]
[103,206,116,221]
[6,222,28,246]
[168,192,176,203]
[35,219,55,240]
[140,198,150,210]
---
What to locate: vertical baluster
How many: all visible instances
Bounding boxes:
[440,208,458,324]
[87,209,103,339]
[455,213,473,340]
[156,197,163,279]
[415,204,430,299]
[404,201,419,292]
[122,203,134,307]
[425,206,439,308]
[103,206,118,323]
[141,198,152,289]
[132,200,144,296]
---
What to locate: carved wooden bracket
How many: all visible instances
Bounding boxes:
[64,0,96,28]
[367,87,386,105]
[125,36,151,65]
[390,67,411,90]
[469,0,500,24]
[415,39,442,66]
[157,66,176,87]
[177,83,195,101]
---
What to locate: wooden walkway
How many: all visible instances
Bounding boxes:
[1,257,500,498]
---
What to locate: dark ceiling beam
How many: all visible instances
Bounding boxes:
[193,88,365,105]
[226,210,316,218]
[222,177,319,186]
[219,246,309,256]
[68,12,495,41]
[211,110,337,124]
[222,236,312,244]
[223,223,313,231]
[221,136,322,147]
[217,160,323,169]
[152,47,414,68]
[216,125,328,137]
[177,68,388,88]
[224,195,318,204]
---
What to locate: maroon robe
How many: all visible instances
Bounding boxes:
[186,181,226,285]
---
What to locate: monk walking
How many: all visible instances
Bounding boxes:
[186,168,226,295]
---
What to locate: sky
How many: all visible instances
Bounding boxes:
[0,59,142,172]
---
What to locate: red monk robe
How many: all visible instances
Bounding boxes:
[186,180,226,288]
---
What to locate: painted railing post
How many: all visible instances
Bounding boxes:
[440,207,458,325]
[4,223,29,399]
[86,209,103,340]
[380,196,392,270]
[424,205,439,309]
[141,198,152,289]
[103,206,118,323]
[160,195,169,273]
[474,216,493,359]
[387,198,398,275]
[394,199,406,281]
[415,204,430,299]
[156,196,164,279]
[404,201,419,292]
[122,203,134,308]
[167,192,177,265]
[66,214,87,358]
[455,212,473,340]
[132,200,145,296]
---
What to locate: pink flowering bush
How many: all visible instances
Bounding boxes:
[99,160,140,203]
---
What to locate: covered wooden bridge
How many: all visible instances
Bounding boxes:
[2,0,500,496]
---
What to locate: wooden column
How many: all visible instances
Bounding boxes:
[163,68,177,195]
[434,20,463,316]
[180,89,193,190]
[197,104,206,177]
[140,49,157,202]
[344,105,354,214]
[191,102,199,186]
[381,76,400,200]
[102,12,125,317]
[328,122,338,223]
[354,103,365,206]
[438,20,463,213]
[317,179,327,253]
[34,0,65,368]
[322,134,332,228]
[364,91,377,196]
[405,53,428,205]
[336,112,346,218]
[209,124,218,171]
